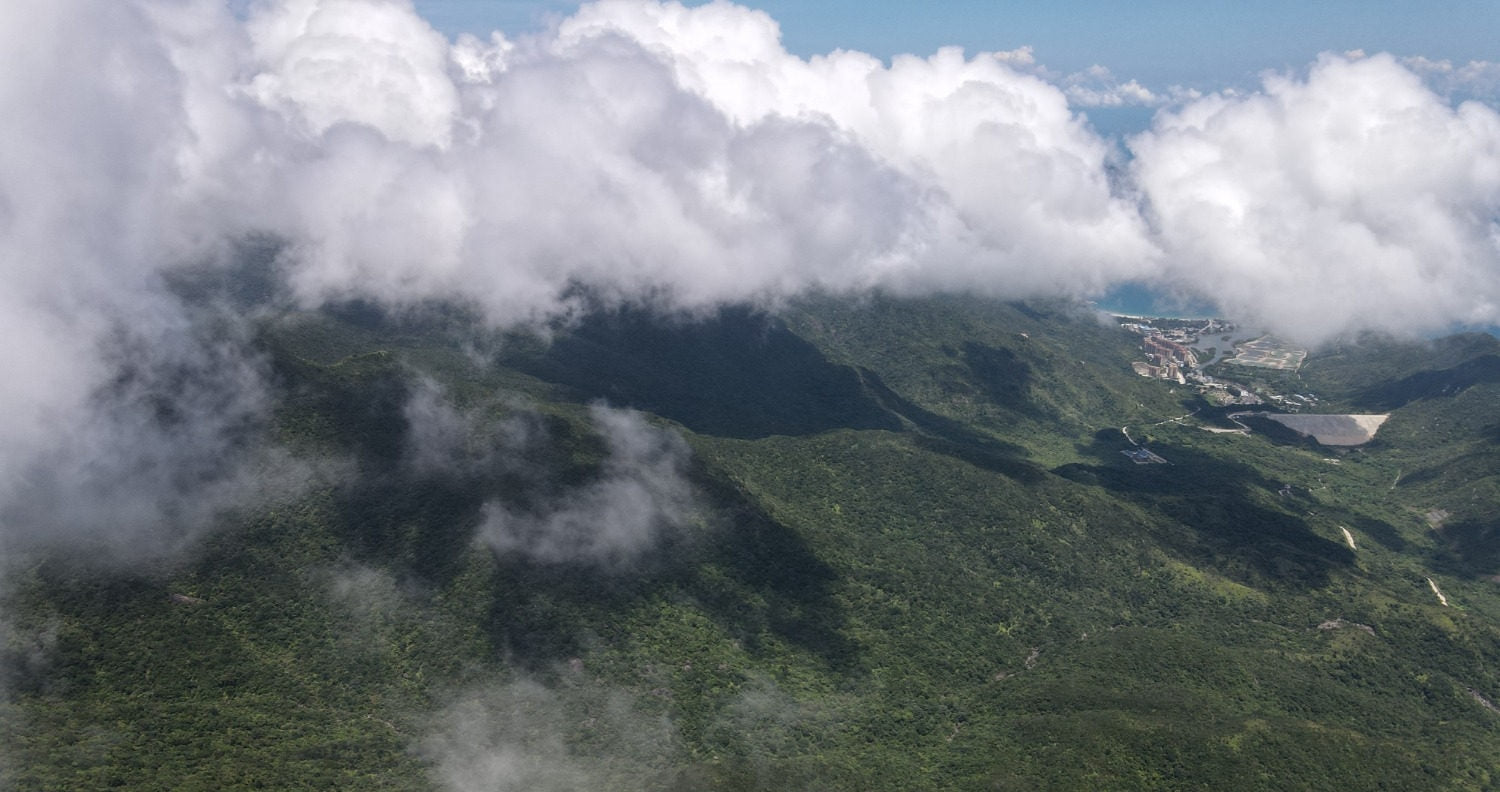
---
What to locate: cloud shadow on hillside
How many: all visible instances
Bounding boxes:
[1054,431,1354,587]
[1353,354,1500,410]
[857,368,1045,483]
[1428,518,1500,580]
[502,306,901,440]
[480,468,860,673]
[961,341,1038,415]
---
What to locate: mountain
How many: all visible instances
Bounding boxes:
[3,293,1499,791]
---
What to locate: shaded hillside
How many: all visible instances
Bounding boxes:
[779,294,1185,463]
[501,305,900,439]
[1299,332,1500,408]
[1357,354,1500,410]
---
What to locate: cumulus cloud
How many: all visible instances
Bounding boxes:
[476,405,696,568]
[1061,64,1161,108]
[246,0,460,146]
[1131,52,1500,342]
[1401,55,1500,102]
[556,1,1157,293]
[0,0,310,564]
[228,0,1500,341]
[0,0,187,491]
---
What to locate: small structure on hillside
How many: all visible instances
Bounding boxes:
[1122,447,1168,464]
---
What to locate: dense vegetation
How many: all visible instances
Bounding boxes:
[3,291,1499,790]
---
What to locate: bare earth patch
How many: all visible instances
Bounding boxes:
[1427,577,1450,607]
[1262,413,1390,446]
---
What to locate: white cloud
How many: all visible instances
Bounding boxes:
[1131,53,1500,342]
[3,0,1161,357]
[555,1,1159,293]
[403,377,488,474]
[218,0,1160,319]
[1062,64,1161,108]
[476,405,697,568]
[991,45,1037,68]
[246,0,460,146]
[1401,54,1500,102]
[420,675,679,792]
[0,0,303,562]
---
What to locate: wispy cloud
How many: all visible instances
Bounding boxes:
[476,404,698,568]
[1060,64,1160,108]
[1399,54,1500,102]
[420,674,679,792]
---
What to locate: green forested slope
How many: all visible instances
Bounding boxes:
[3,295,1499,790]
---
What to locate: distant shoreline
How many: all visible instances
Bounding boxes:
[1100,308,1224,322]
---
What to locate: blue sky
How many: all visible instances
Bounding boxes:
[413,0,1500,90]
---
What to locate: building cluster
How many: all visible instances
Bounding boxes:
[1197,378,1263,406]
[1120,317,1267,406]
[1131,335,1198,384]
[1269,392,1320,409]
[1122,447,1168,464]
[1122,319,1215,386]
